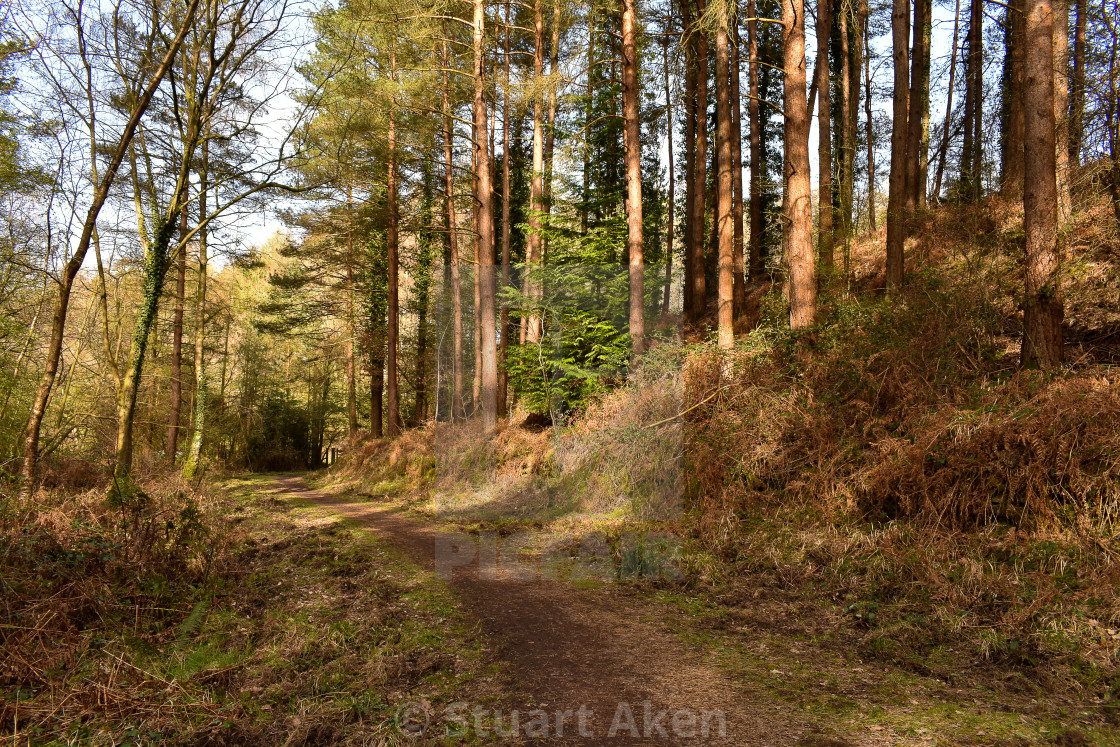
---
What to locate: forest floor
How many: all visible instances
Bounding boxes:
[249,472,1120,746]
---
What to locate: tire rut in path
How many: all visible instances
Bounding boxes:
[273,476,804,745]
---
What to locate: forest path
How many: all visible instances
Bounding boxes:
[267,474,838,746]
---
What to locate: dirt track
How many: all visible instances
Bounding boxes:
[269,475,819,745]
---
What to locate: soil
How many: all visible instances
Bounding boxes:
[269,475,833,745]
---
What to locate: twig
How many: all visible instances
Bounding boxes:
[645,387,725,429]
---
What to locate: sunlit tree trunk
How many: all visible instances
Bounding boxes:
[165,206,188,460]
[1053,0,1070,219]
[621,0,645,358]
[499,0,512,416]
[682,0,697,313]
[905,0,929,206]
[474,0,499,430]
[863,0,876,234]
[1021,0,1065,367]
[714,9,735,347]
[785,0,816,328]
[345,186,358,437]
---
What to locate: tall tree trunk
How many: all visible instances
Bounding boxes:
[543,0,561,254]
[785,0,816,328]
[582,7,596,236]
[1021,0,1064,367]
[441,38,465,421]
[748,0,764,278]
[839,3,854,269]
[18,2,198,498]
[886,0,910,291]
[474,0,499,431]
[817,0,835,270]
[499,0,512,416]
[1002,0,1027,194]
[864,1,876,233]
[664,22,675,316]
[526,0,546,344]
[1053,0,1070,219]
[345,186,358,438]
[387,48,401,437]
[730,19,746,314]
[165,206,188,460]
[682,0,696,313]
[621,0,645,358]
[1069,0,1086,166]
[918,5,933,205]
[962,0,984,201]
[905,0,930,206]
[934,0,962,202]
[688,0,709,323]
[715,10,735,347]
[182,140,209,480]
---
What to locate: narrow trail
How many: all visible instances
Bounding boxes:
[269,475,818,745]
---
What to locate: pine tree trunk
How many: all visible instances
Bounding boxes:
[499,0,512,417]
[840,4,854,262]
[621,0,645,358]
[474,0,499,430]
[1053,0,1071,219]
[886,0,910,291]
[386,48,401,437]
[715,12,735,348]
[1021,0,1065,367]
[441,38,465,421]
[817,0,835,271]
[1002,0,1027,194]
[682,0,696,313]
[345,186,358,438]
[784,0,816,328]
[748,0,764,279]
[688,0,709,323]
[664,23,675,316]
[730,19,746,314]
[526,0,545,344]
[905,0,929,206]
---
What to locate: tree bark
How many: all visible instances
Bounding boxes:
[785,0,816,328]
[748,0,764,278]
[441,38,465,421]
[499,0,512,416]
[730,19,746,314]
[526,0,545,344]
[182,140,209,480]
[682,0,697,313]
[621,0,645,358]
[1053,0,1070,219]
[886,0,910,291]
[1002,0,1027,194]
[905,0,930,206]
[473,0,499,431]
[663,20,675,316]
[165,206,188,460]
[715,7,735,348]
[386,47,401,437]
[688,0,709,323]
[816,0,835,270]
[345,186,358,438]
[1021,0,1064,367]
